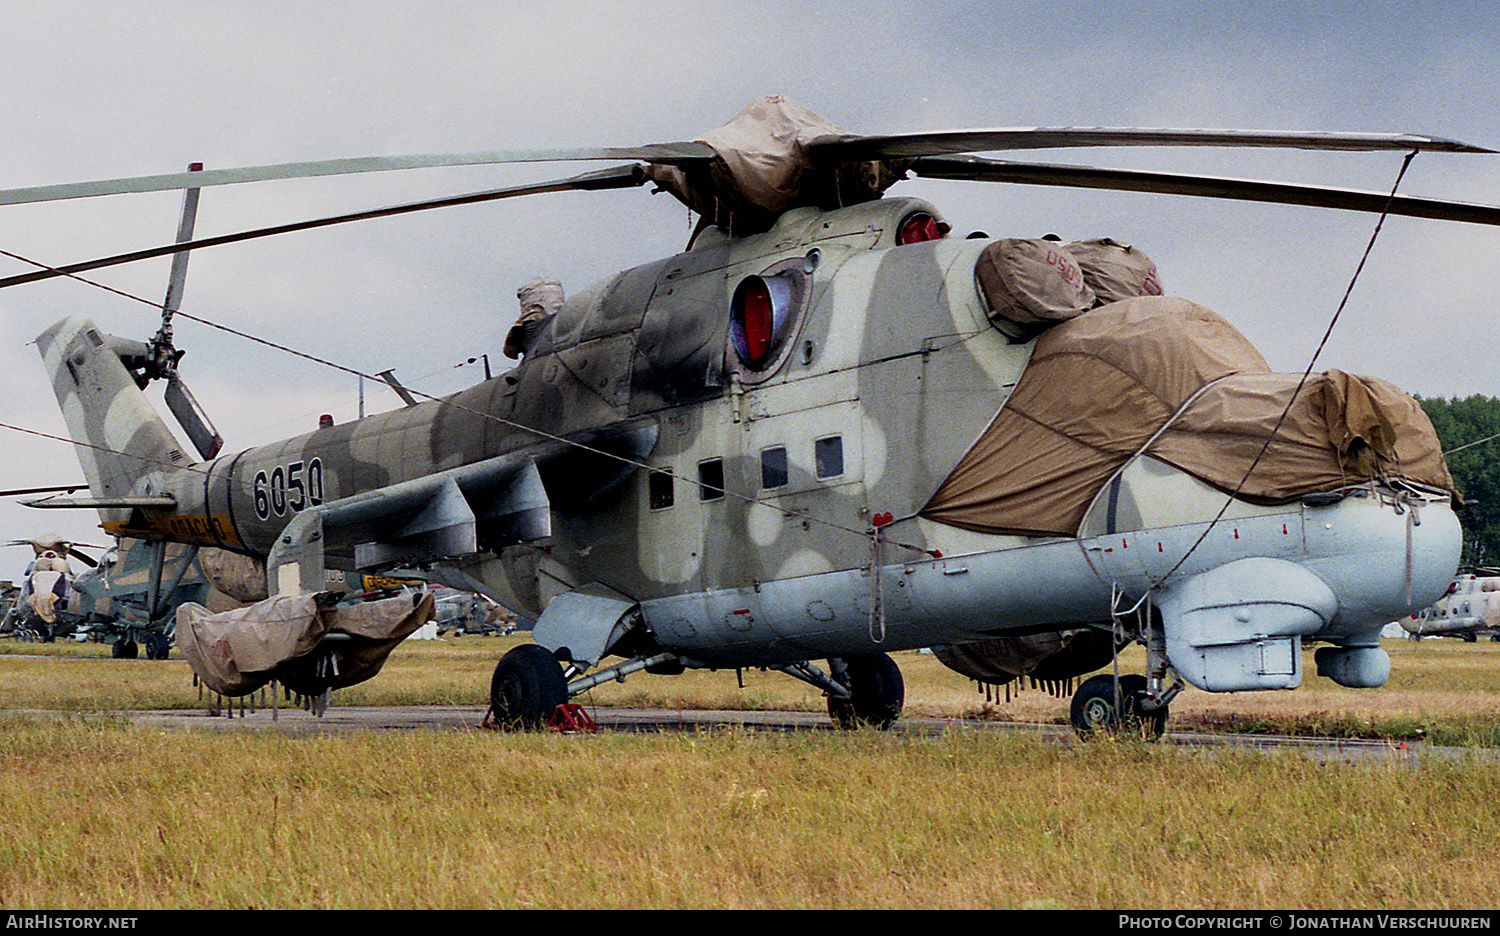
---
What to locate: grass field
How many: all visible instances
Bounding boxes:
[0,716,1496,909]
[3,635,1500,909]
[5,633,1500,743]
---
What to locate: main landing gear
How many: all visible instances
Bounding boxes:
[484,644,909,732]
[488,644,570,729]
[827,653,905,729]
[1069,673,1169,739]
[110,628,172,661]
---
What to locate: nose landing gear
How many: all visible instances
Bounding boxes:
[1069,673,1170,739]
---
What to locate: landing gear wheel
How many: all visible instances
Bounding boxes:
[112,638,138,660]
[1070,674,1167,739]
[828,653,905,729]
[1070,674,1123,736]
[144,632,170,660]
[489,644,569,730]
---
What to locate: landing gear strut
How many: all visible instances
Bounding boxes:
[827,653,905,729]
[1069,673,1168,739]
[489,644,569,729]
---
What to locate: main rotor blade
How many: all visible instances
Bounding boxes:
[818,127,1494,160]
[0,143,710,207]
[0,164,647,290]
[910,155,1500,227]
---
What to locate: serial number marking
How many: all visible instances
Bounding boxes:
[253,458,324,521]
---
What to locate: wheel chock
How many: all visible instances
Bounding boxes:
[547,703,598,733]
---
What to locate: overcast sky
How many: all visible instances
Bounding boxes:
[3,0,1499,572]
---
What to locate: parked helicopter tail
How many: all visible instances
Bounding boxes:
[34,316,189,526]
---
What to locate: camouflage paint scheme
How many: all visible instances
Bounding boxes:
[36,194,1461,690]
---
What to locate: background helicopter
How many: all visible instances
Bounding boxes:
[0,535,94,641]
[2,3,1500,729]
[1400,572,1500,642]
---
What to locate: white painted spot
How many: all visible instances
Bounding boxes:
[777,548,835,580]
[747,502,784,546]
[820,254,881,371]
[637,486,704,585]
[277,563,300,596]
[861,412,887,488]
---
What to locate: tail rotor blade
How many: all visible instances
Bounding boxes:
[162,162,202,320]
[164,374,223,460]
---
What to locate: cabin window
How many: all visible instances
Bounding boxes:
[649,470,674,510]
[760,447,788,489]
[698,459,725,501]
[815,436,844,479]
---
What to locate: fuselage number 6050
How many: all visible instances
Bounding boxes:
[253,458,324,520]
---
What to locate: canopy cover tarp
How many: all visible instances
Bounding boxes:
[177,592,434,696]
[922,296,1453,537]
[644,96,905,234]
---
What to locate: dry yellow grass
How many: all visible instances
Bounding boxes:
[4,636,1500,909]
[5,635,1500,743]
[0,718,1496,910]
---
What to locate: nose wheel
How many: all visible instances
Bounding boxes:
[1069,673,1168,739]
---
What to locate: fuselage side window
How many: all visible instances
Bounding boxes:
[760,447,788,489]
[815,436,844,480]
[699,459,725,501]
[649,469,675,510]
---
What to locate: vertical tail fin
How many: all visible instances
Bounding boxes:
[35,317,191,525]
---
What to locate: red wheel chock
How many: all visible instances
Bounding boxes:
[547,703,598,733]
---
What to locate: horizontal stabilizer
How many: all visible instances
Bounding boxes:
[23,495,177,510]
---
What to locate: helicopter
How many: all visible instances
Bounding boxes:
[0,532,222,656]
[0,535,93,642]
[1399,573,1500,642]
[6,96,1497,733]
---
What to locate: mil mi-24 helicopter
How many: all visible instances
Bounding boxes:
[6,96,1498,733]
